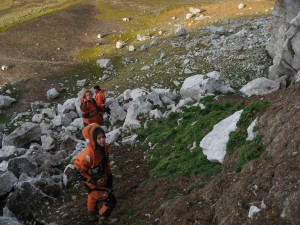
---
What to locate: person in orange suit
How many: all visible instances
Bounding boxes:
[80,90,102,126]
[94,85,106,111]
[94,85,111,123]
[74,123,117,224]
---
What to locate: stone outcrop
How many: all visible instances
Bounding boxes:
[266,0,300,84]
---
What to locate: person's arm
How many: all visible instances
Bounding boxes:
[74,156,92,183]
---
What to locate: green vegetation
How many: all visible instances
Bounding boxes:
[0,0,84,32]
[235,134,264,172]
[75,0,274,93]
[137,97,270,178]
[138,96,244,179]
[226,99,271,172]
[164,189,180,202]
[64,188,78,194]
[121,207,139,220]
[0,114,10,124]
[1,84,22,100]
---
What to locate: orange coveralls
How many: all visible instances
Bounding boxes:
[80,97,102,126]
[74,123,116,217]
[95,89,106,123]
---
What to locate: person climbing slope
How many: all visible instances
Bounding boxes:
[74,123,117,224]
[80,90,102,126]
[94,85,111,123]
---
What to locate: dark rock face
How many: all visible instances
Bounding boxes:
[7,157,38,178]
[6,182,51,220]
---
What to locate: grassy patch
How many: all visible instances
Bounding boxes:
[187,180,209,192]
[0,114,10,124]
[75,0,274,96]
[164,189,180,202]
[1,84,22,100]
[64,188,78,194]
[0,0,84,32]
[235,134,264,172]
[226,99,271,171]
[227,99,270,154]
[121,207,139,220]
[138,96,244,179]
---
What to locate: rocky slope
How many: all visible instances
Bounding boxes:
[0,0,300,225]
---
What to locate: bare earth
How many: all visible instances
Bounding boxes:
[1,1,299,225]
[0,0,120,107]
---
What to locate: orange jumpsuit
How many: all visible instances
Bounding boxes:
[74,123,116,217]
[95,89,106,123]
[80,97,102,126]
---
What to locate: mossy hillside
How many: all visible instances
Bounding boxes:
[0,0,84,32]
[76,0,274,96]
[226,99,271,172]
[137,96,244,179]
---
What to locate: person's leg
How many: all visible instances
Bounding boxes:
[98,192,117,224]
[87,191,98,221]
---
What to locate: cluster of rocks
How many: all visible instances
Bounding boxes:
[100,15,273,91]
[0,62,284,222]
[1,1,298,223]
[266,0,300,84]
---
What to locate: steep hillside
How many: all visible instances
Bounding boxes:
[1,0,300,225]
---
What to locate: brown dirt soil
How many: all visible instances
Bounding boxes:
[34,86,300,225]
[1,0,299,225]
[0,0,121,109]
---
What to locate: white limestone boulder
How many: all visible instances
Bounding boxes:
[96,59,112,69]
[0,95,16,109]
[46,88,59,100]
[180,71,232,100]
[239,77,280,97]
[106,129,122,145]
[200,110,243,163]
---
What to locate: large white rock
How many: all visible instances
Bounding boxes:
[76,79,86,87]
[116,40,125,49]
[106,129,122,145]
[127,88,148,101]
[121,134,138,145]
[239,77,280,97]
[238,3,245,9]
[180,71,223,100]
[46,88,59,100]
[41,108,56,119]
[2,122,42,148]
[1,65,9,71]
[200,110,243,163]
[137,34,150,41]
[51,115,72,127]
[0,171,18,197]
[96,59,111,69]
[151,88,177,101]
[175,26,187,36]
[128,45,135,52]
[0,216,22,225]
[189,7,202,14]
[0,95,16,109]
[246,118,258,141]
[123,103,141,130]
[149,109,163,119]
[248,205,261,218]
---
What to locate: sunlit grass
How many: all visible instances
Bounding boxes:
[137,96,244,179]
[76,0,274,94]
[0,0,84,32]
